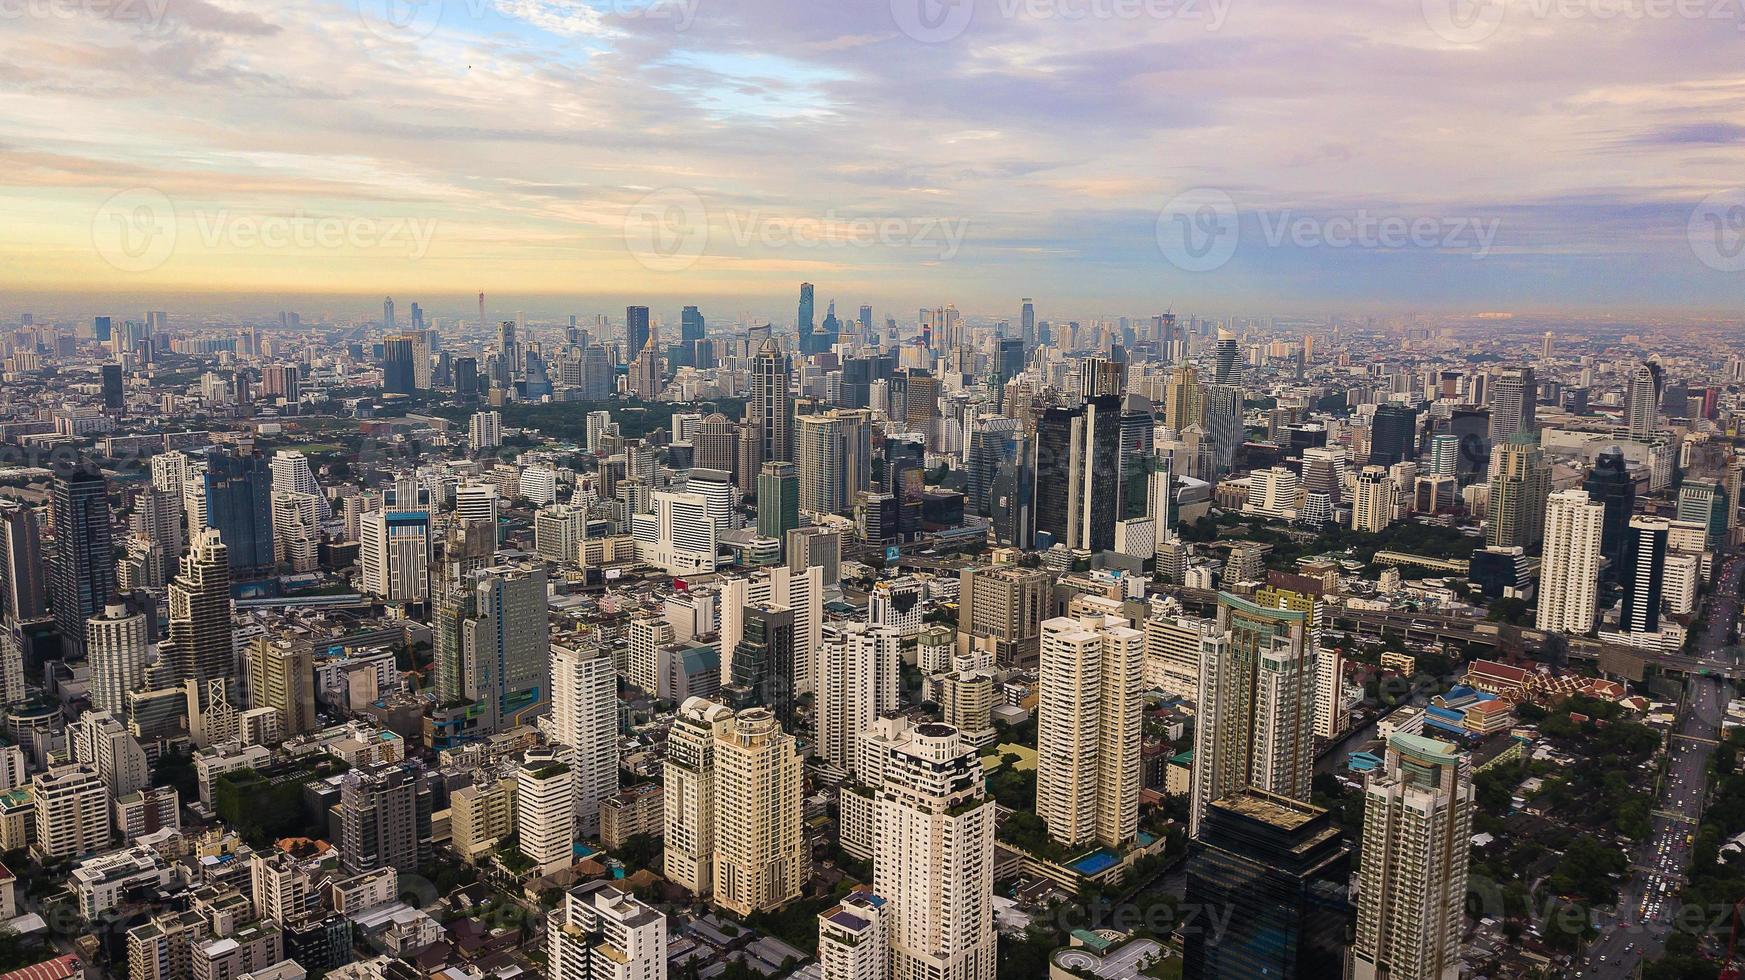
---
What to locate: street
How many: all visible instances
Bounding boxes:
[1574,553,1742,978]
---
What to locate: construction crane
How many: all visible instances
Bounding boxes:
[1720,898,1745,980]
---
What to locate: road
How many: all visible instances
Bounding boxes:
[1575,552,1741,978]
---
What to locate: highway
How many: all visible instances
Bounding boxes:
[1575,552,1742,978]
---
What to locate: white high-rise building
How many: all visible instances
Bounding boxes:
[1625,363,1660,442]
[712,707,805,916]
[1315,646,1347,740]
[1351,465,1399,533]
[516,745,576,876]
[818,891,889,980]
[721,565,823,695]
[519,464,559,507]
[547,881,666,980]
[664,697,734,898]
[87,603,148,715]
[872,723,997,980]
[360,510,431,604]
[1191,593,1318,837]
[816,623,901,775]
[32,764,111,860]
[1142,607,1213,700]
[546,644,619,837]
[1035,613,1143,848]
[455,483,500,542]
[1244,466,1300,519]
[1536,488,1604,635]
[271,490,322,573]
[534,504,587,567]
[1352,733,1473,980]
[626,616,674,695]
[470,410,503,451]
[643,490,717,576]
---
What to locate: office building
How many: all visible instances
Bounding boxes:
[247,635,318,738]
[1182,790,1351,980]
[1034,394,1122,552]
[460,564,549,732]
[162,529,234,698]
[757,462,799,541]
[1369,405,1419,467]
[725,603,797,728]
[203,449,275,576]
[1036,613,1143,848]
[1488,367,1535,443]
[794,410,872,516]
[1620,516,1671,636]
[1583,447,1636,573]
[1625,362,1661,442]
[1352,734,1473,980]
[360,511,431,604]
[50,466,117,658]
[749,338,794,466]
[0,501,46,624]
[1486,435,1550,549]
[1677,478,1729,551]
[957,564,1051,669]
[712,708,805,916]
[1535,489,1604,634]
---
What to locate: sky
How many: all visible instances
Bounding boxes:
[5,0,1745,318]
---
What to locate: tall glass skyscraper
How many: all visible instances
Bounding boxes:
[50,464,117,658]
[204,449,275,576]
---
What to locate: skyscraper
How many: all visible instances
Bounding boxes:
[359,510,431,604]
[1619,516,1670,636]
[794,410,872,517]
[681,305,705,343]
[0,500,46,625]
[461,563,549,731]
[665,697,735,898]
[1020,297,1035,349]
[816,623,901,774]
[338,762,434,874]
[50,465,117,659]
[797,283,816,337]
[1182,790,1351,980]
[247,635,317,738]
[748,338,794,466]
[1368,405,1419,466]
[712,707,805,916]
[1036,612,1143,848]
[726,603,797,729]
[873,723,998,980]
[1676,478,1729,551]
[1536,489,1604,635]
[86,603,147,716]
[1582,446,1635,573]
[162,529,233,698]
[381,333,417,395]
[203,449,275,576]
[1034,394,1121,552]
[1486,435,1550,549]
[1351,465,1399,534]
[1191,593,1318,837]
[1352,734,1473,980]
[957,564,1051,670]
[756,462,799,542]
[516,745,576,875]
[1488,367,1536,444]
[546,644,619,837]
[1625,362,1661,442]
[1213,328,1241,385]
[625,305,651,358]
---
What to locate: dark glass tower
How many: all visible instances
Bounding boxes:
[626,305,651,358]
[381,334,416,395]
[1582,447,1636,575]
[1183,790,1352,980]
[50,464,117,658]
[1368,405,1420,467]
[1034,395,1121,552]
[680,305,705,344]
[204,449,275,576]
[1619,517,1667,635]
[726,604,796,729]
